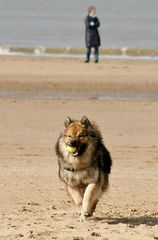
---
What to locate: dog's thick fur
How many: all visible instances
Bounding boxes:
[55,116,112,220]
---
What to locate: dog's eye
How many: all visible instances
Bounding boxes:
[79,134,85,138]
[64,135,71,138]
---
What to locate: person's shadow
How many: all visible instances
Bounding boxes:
[93,216,158,226]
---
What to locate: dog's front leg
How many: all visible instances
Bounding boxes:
[80,182,102,220]
[67,185,84,207]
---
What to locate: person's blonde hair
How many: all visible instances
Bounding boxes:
[88,6,96,14]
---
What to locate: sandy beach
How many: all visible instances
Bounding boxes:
[0,57,158,240]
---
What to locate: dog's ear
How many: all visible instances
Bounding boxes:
[81,116,91,127]
[64,117,72,127]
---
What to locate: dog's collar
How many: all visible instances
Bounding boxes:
[64,167,75,172]
[64,165,92,172]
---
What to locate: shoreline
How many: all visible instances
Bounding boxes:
[1,46,158,60]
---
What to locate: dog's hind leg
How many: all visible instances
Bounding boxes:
[67,185,84,207]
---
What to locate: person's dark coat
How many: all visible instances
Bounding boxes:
[85,15,101,48]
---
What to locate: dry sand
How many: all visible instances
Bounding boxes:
[0,57,158,240]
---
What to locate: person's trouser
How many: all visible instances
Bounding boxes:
[86,46,99,62]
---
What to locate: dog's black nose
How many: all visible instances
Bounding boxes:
[70,139,78,146]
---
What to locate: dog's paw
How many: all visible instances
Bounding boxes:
[79,214,87,222]
[79,210,92,222]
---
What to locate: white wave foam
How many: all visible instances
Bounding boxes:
[34,46,46,55]
[0,46,158,61]
[0,46,10,55]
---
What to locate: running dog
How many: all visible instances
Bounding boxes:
[55,116,112,220]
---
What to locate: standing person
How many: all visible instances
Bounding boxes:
[85,6,101,63]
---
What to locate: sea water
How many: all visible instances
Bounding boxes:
[0,0,158,49]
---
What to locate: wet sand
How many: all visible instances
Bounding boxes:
[0,56,158,93]
[0,57,158,240]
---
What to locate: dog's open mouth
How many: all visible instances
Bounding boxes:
[66,145,79,157]
[67,144,87,157]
